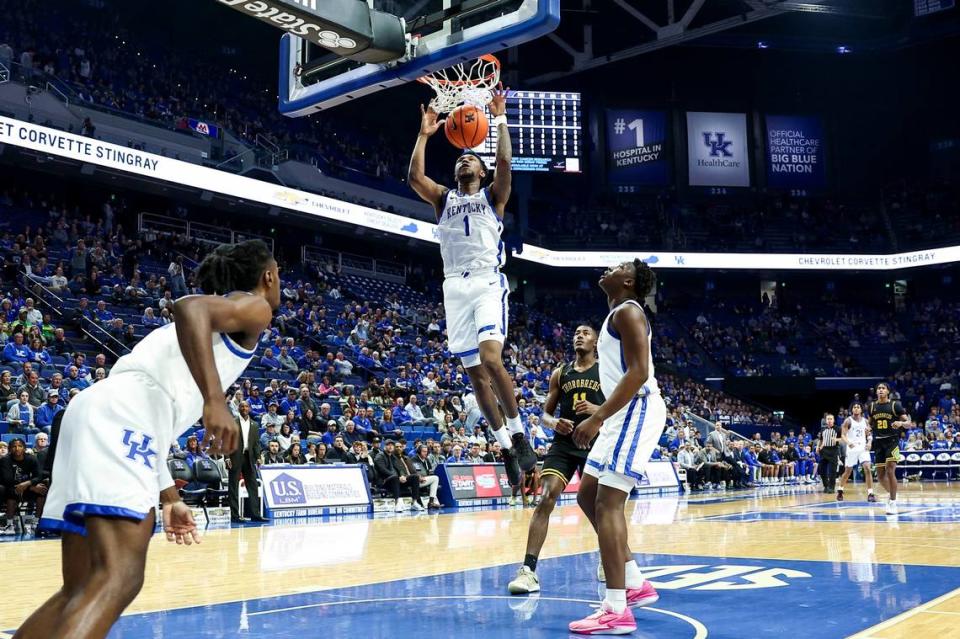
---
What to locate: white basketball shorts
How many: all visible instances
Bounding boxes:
[584,391,667,494]
[40,371,175,535]
[845,444,872,468]
[443,271,509,368]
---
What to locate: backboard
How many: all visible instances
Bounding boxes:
[279,0,559,117]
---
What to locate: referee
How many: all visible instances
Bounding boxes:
[818,414,840,494]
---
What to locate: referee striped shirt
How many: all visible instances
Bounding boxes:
[820,427,838,448]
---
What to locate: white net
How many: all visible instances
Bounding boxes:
[417,55,501,114]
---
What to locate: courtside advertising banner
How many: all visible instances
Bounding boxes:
[259,465,370,514]
[606,109,670,186]
[5,117,960,271]
[686,111,751,187]
[638,460,682,490]
[765,115,826,189]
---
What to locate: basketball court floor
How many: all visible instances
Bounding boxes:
[3,483,960,638]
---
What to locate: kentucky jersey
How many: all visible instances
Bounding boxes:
[847,416,869,447]
[437,188,504,278]
[110,306,256,437]
[597,299,660,399]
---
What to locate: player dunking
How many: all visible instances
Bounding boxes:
[569,259,664,635]
[407,90,537,485]
[18,240,280,639]
[869,382,910,515]
[508,325,609,594]
[837,401,875,503]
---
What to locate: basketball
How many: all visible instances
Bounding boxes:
[445,104,489,149]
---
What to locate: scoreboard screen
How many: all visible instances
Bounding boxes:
[477,91,582,173]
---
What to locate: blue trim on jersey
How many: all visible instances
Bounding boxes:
[620,344,626,372]
[496,240,504,267]
[499,288,508,335]
[454,348,480,359]
[220,332,256,359]
[606,323,620,339]
[586,458,604,471]
[477,324,497,335]
[65,502,150,525]
[39,517,87,536]
[610,396,640,468]
[621,395,650,471]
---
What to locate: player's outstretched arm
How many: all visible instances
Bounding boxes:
[488,86,512,213]
[173,294,273,454]
[408,104,448,214]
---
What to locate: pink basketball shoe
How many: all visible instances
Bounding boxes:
[569,605,637,635]
[626,581,660,608]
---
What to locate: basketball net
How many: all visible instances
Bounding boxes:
[417,54,501,114]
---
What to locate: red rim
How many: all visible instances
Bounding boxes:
[417,54,500,87]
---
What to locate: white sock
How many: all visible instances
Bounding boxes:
[604,589,627,613]
[625,560,645,589]
[506,414,524,437]
[493,426,513,449]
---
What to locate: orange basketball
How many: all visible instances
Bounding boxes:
[444,104,489,149]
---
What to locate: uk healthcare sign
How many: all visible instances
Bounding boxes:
[765,115,826,189]
[606,109,670,186]
[686,111,750,187]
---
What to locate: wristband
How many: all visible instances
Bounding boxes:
[492,115,507,127]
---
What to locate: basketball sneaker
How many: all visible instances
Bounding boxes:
[569,604,636,635]
[885,500,898,516]
[501,445,522,488]
[867,493,877,503]
[512,432,538,472]
[411,501,425,512]
[508,566,541,594]
[626,581,659,608]
[395,499,407,513]
[836,489,844,502]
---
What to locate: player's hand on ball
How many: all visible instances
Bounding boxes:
[163,501,201,546]
[489,84,509,117]
[574,415,602,449]
[419,104,445,136]
[554,418,575,435]
[575,400,600,416]
[201,400,239,455]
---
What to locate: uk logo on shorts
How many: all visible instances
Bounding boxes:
[122,429,158,469]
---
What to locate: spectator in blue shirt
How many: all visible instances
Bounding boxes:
[2,333,30,364]
[247,386,266,417]
[35,390,64,431]
[184,436,210,469]
[6,391,37,435]
[141,307,162,328]
[280,388,301,416]
[446,444,465,463]
[260,348,282,371]
[64,365,91,392]
[64,353,90,379]
[93,300,113,323]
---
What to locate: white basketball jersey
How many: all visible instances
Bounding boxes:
[437,188,504,277]
[847,416,868,446]
[597,299,659,399]
[109,304,256,437]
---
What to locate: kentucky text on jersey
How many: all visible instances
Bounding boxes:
[442,199,491,221]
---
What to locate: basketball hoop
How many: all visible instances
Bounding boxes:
[417,54,500,114]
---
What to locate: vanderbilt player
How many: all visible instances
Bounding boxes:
[508,325,605,595]
[869,383,910,515]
